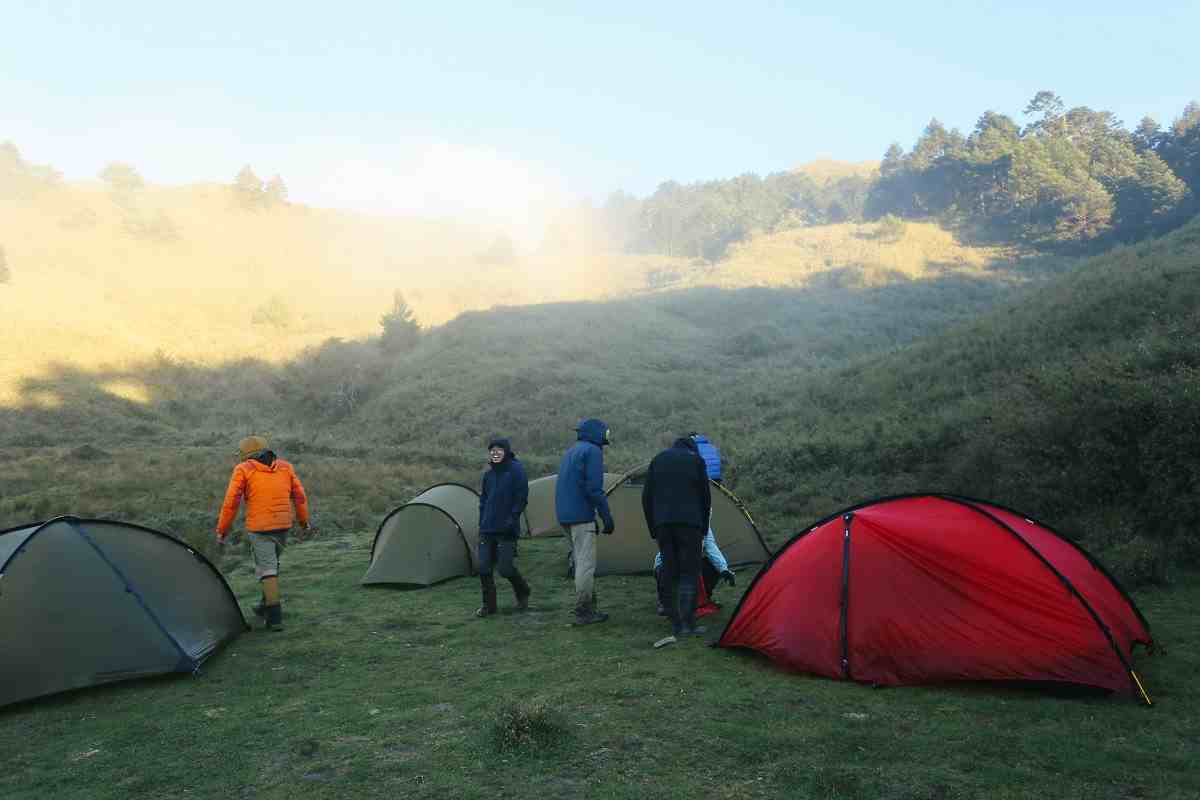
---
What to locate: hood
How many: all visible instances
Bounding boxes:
[248,450,278,468]
[575,418,610,447]
[487,437,515,463]
[673,437,699,454]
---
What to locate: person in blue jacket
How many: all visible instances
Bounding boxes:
[476,437,531,617]
[555,418,615,625]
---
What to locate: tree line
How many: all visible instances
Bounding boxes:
[597,92,1200,259]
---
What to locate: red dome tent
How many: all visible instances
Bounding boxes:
[717,495,1154,703]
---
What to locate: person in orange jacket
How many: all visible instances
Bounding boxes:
[215,435,313,631]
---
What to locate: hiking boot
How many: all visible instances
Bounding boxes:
[678,583,700,636]
[573,603,609,626]
[511,573,531,611]
[265,604,283,632]
[654,567,671,618]
[476,575,498,618]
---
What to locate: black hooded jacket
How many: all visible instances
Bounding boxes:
[479,438,529,537]
[640,437,712,535]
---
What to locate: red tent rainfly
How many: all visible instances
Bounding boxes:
[717,494,1154,703]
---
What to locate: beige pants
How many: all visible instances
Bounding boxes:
[563,521,598,609]
[248,530,288,579]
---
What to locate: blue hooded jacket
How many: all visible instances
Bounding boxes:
[479,438,529,538]
[555,418,614,528]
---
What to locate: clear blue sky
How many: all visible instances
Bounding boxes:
[3,1,1197,217]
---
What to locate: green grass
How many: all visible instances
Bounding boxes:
[1,528,1195,800]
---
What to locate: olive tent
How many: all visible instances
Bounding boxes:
[718,494,1155,703]
[522,473,623,537]
[362,483,481,586]
[0,517,247,708]
[523,466,771,576]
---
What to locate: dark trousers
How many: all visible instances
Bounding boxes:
[656,557,722,609]
[478,535,519,578]
[655,524,704,632]
[701,558,720,599]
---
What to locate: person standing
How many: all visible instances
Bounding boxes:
[555,418,615,625]
[215,435,312,632]
[653,526,736,615]
[476,437,531,617]
[641,436,712,646]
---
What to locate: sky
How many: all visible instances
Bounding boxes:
[3,1,1198,231]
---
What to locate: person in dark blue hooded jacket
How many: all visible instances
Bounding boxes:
[555,418,615,625]
[475,437,531,617]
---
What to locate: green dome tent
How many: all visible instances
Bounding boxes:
[522,466,771,575]
[362,483,481,587]
[0,517,247,708]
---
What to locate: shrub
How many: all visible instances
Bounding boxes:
[490,700,569,754]
[124,209,180,243]
[874,213,907,243]
[1098,535,1172,589]
[251,296,293,329]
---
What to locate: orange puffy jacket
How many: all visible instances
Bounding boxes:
[216,458,310,537]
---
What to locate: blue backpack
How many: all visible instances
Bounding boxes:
[690,434,721,481]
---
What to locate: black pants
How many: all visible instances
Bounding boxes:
[701,558,720,599]
[656,524,703,631]
[656,557,722,607]
[478,535,519,578]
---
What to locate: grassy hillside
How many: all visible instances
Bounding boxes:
[0,177,1017,405]
[0,179,677,403]
[733,216,1200,579]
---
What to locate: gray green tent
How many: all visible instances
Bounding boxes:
[0,517,247,708]
[362,483,481,586]
[522,472,623,537]
[523,465,771,576]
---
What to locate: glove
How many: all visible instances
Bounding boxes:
[601,518,615,536]
[721,569,736,587]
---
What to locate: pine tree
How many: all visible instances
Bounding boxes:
[379,291,421,353]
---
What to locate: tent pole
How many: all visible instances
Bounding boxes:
[839,513,853,680]
[1130,671,1153,706]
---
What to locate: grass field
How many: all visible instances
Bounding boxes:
[0,523,1194,800]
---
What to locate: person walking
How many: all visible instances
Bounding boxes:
[555,418,615,625]
[215,435,312,632]
[476,437,531,617]
[641,436,712,646]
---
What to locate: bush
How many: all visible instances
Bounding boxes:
[251,296,293,329]
[1098,535,1172,589]
[490,700,569,754]
[873,213,907,243]
[123,209,180,243]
